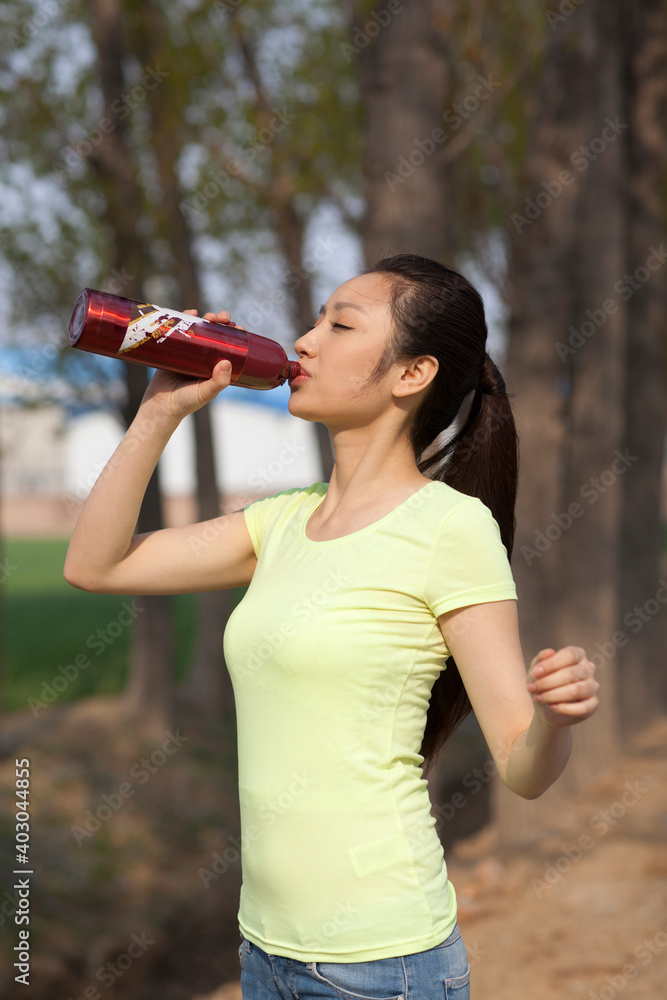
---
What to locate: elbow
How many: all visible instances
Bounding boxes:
[63,561,97,592]
[516,786,546,801]
[500,774,551,800]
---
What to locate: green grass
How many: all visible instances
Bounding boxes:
[0,538,247,715]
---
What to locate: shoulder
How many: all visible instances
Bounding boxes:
[242,482,327,556]
[419,483,506,559]
[243,480,326,530]
[418,480,497,532]
[244,481,326,514]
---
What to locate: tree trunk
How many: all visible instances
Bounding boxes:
[89,0,173,737]
[355,0,468,818]
[135,2,236,721]
[616,0,667,736]
[357,0,455,265]
[271,187,335,480]
[493,0,660,843]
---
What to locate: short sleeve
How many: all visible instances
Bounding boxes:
[424,498,517,618]
[243,495,271,558]
[242,484,321,558]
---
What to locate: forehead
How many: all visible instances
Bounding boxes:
[321,273,393,317]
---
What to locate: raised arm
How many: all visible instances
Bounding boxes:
[63,309,257,596]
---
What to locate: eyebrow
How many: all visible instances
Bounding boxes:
[318,300,369,317]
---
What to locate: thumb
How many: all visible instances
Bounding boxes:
[189,359,233,410]
[211,358,233,383]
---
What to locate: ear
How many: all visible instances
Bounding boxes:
[392,355,439,398]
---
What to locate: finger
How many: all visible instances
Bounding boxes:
[530,648,555,671]
[531,645,586,677]
[529,660,595,692]
[533,677,599,704]
[209,359,233,386]
[540,695,599,719]
[183,308,198,315]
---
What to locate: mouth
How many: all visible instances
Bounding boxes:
[290,364,312,384]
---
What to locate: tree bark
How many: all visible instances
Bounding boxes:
[89,0,173,736]
[494,0,665,843]
[228,11,335,481]
[135,1,236,721]
[357,0,456,264]
[616,0,667,736]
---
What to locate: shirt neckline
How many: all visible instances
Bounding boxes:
[299,480,439,547]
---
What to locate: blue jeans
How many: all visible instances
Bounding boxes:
[237,922,470,999]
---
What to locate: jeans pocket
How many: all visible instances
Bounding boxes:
[444,965,470,998]
[238,935,252,970]
[309,958,405,1000]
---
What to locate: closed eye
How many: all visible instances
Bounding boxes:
[302,322,351,335]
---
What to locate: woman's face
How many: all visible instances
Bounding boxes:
[288,272,414,428]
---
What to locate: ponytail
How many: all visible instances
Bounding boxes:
[361,255,519,773]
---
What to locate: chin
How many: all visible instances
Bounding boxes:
[287,395,319,421]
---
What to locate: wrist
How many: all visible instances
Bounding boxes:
[530,705,573,750]
[135,396,183,432]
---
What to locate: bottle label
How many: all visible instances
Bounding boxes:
[118,302,206,354]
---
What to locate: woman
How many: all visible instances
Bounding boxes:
[64,254,599,1000]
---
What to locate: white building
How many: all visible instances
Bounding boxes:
[0,389,323,537]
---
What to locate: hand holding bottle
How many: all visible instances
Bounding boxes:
[140,308,245,421]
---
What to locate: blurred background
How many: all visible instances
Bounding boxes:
[0,1,666,997]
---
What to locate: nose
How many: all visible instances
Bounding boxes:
[293,326,316,356]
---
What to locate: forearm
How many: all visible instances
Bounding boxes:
[64,399,181,585]
[500,710,572,799]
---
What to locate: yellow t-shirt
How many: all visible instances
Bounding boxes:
[222,479,517,962]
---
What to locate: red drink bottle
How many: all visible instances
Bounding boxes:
[68,288,302,389]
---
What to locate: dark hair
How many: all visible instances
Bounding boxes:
[360,253,519,776]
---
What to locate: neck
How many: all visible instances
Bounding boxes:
[322,420,429,510]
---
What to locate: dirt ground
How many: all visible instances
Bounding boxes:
[1,701,665,1000]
